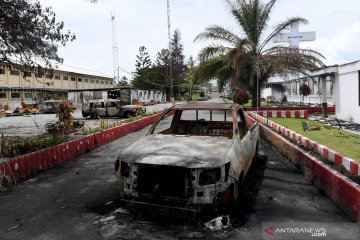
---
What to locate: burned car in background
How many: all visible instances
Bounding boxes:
[82,99,144,119]
[115,102,259,212]
[41,100,63,113]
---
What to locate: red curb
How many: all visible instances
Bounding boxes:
[350,161,359,176]
[9,158,20,182]
[18,156,26,179]
[335,154,343,166]
[323,148,329,159]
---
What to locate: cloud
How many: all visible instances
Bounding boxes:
[305,21,360,65]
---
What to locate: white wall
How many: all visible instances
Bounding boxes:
[337,62,360,123]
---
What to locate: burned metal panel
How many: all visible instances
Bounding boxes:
[117,135,233,168]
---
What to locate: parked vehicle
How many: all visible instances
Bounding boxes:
[114,102,260,213]
[82,99,143,119]
[41,100,63,114]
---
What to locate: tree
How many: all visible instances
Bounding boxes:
[299,83,311,106]
[134,46,151,75]
[171,29,186,98]
[117,76,129,86]
[132,46,153,89]
[180,56,200,100]
[194,0,324,107]
[0,0,75,68]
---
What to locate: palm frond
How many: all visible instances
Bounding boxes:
[198,45,233,62]
[194,25,240,45]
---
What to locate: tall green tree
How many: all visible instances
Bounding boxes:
[181,56,200,100]
[171,29,186,97]
[132,46,153,89]
[134,46,152,75]
[117,76,129,86]
[0,0,75,68]
[194,0,324,107]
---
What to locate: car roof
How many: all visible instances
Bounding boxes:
[44,100,62,103]
[88,99,120,102]
[172,102,239,110]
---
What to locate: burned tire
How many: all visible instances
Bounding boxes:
[124,111,132,118]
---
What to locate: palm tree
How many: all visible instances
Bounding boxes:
[194,0,324,107]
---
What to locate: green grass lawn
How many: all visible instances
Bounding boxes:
[269,118,360,163]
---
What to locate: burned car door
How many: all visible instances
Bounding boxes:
[95,101,106,117]
[106,101,119,117]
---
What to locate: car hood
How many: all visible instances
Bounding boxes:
[117,134,233,168]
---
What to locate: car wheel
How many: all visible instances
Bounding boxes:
[124,112,132,118]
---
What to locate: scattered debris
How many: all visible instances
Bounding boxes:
[93,216,116,225]
[302,121,321,131]
[99,216,116,223]
[204,215,231,231]
[114,208,130,215]
[8,224,23,232]
[266,195,274,202]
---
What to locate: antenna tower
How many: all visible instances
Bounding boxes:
[167,0,174,101]
[111,12,119,84]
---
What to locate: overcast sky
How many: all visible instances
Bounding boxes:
[39,0,360,79]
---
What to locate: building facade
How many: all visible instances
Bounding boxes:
[0,63,114,109]
[264,60,360,123]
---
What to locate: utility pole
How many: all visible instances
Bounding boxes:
[111,12,120,85]
[167,0,174,101]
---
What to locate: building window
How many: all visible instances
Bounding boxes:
[0,93,6,98]
[45,74,52,79]
[101,81,104,84]
[96,80,99,84]
[55,75,61,80]
[71,77,75,81]
[11,92,21,99]
[24,92,32,98]
[35,72,42,78]
[78,78,82,82]
[0,69,5,75]
[85,79,88,82]
[90,79,94,83]
[10,70,19,76]
[63,76,68,80]
[24,71,32,77]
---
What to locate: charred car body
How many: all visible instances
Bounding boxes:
[115,102,259,212]
[82,99,143,119]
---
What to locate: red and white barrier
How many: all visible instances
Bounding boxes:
[249,112,360,176]
[254,110,308,119]
[246,113,360,221]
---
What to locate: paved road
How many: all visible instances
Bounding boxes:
[0,118,354,239]
[0,102,177,136]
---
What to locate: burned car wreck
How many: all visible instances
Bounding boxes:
[115,102,259,213]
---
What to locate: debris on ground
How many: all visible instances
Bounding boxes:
[114,208,130,215]
[266,195,274,202]
[8,224,23,232]
[204,215,231,231]
[93,215,117,225]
